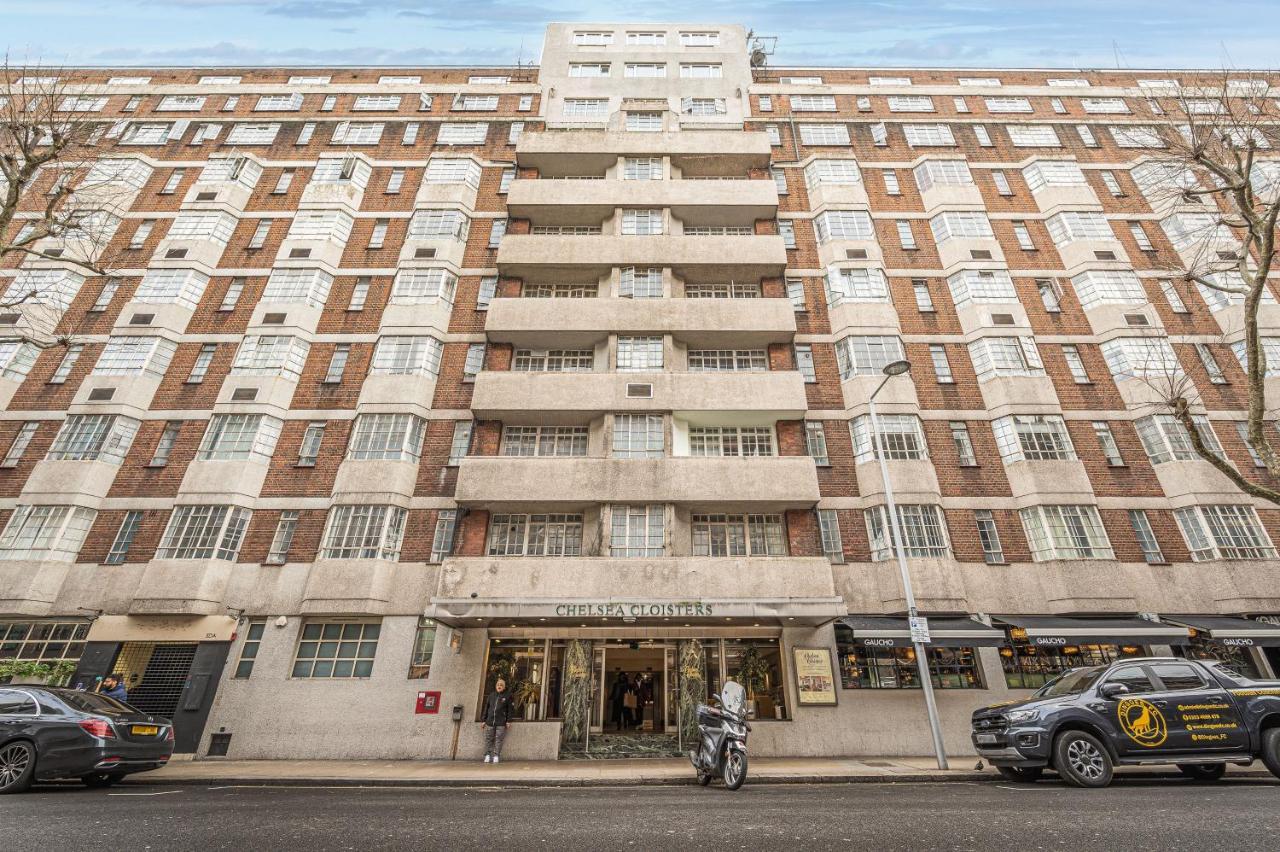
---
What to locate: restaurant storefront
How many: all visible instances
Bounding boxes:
[1163,615,1280,679]
[992,616,1192,689]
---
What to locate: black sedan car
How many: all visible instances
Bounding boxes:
[0,686,174,793]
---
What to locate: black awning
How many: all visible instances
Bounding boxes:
[995,616,1190,647]
[1162,615,1280,648]
[839,616,1006,648]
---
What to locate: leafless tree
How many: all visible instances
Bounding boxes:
[1,59,128,345]
[1139,72,1280,503]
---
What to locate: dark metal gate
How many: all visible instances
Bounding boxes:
[112,642,198,719]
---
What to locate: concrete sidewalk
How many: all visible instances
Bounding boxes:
[134,757,1273,788]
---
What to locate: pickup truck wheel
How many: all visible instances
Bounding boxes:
[1053,731,1113,788]
[1176,763,1225,781]
[1261,729,1280,780]
[996,766,1043,783]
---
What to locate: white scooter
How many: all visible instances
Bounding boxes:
[689,679,750,790]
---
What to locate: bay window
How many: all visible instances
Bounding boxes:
[968,336,1044,380]
[850,415,927,462]
[991,414,1076,462]
[1175,504,1276,561]
[320,505,407,560]
[1019,504,1113,561]
[865,504,950,560]
[0,505,96,560]
[232,335,310,380]
[836,335,905,379]
[157,505,251,560]
[347,414,426,461]
[370,335,443,376]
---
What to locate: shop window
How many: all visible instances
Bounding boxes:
[482,638,546,721]
[0,620,90,676]
[723,639,788,720]
[999,642,1142,689]
[837,629,982,689]
[1178,636,1263,679]
[409,618,437,679]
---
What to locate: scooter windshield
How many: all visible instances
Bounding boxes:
[720,680,746,715]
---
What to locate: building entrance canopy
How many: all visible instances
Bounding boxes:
[995,616,1190,647]
[426,596,846,627]
[1162,615,1280,647]
[839,616,1005,648]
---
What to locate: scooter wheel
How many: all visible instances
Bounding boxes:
[723,750,748,790]
[697,772,713,786]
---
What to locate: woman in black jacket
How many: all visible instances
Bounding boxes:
[482,678,516,763]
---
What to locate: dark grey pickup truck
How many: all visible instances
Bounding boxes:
[971,656,1280,787]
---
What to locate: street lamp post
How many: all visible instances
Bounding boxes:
[867,359,949,770]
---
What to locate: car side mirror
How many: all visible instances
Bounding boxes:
[1099,682,1130,700]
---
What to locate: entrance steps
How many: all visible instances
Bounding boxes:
[559,732,684,760]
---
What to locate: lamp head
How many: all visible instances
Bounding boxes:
[882,359,912,377]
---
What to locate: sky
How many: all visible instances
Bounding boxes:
[4,1,1280,70]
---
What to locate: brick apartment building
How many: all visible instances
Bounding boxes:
[1,22,1279,760]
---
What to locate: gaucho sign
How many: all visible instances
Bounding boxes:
[553,601,715,618]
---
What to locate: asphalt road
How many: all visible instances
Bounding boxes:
[2,776,1278,851]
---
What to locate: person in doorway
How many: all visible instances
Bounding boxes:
[609,671,630,731]
[481,678,515,763]
[98,674,128,703]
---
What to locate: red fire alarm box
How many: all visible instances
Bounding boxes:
[416,691,441,714]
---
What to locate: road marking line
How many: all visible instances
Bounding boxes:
[108,790,183,796]
[994,785,1039,792]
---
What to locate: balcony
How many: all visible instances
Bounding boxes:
[497,234,787,279]
[516,129,772,174]
[471,370,808,423]
[506,178,778,221]
[484,296,796,348]
[455,456,819,510]
[431,555,843,625]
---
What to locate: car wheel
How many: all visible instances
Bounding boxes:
[81,772,123,789]
[996,765,1044,783]
[1176,763,1226,782]
[1053,730,1113,789]
[722,749,747,791]
[0,740,36,794]
[1261,728,1280,780]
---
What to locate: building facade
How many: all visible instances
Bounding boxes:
[2,22,1280,760]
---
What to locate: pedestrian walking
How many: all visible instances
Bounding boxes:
[481,678,515,763]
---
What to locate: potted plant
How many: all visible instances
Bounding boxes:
[513,679,541,721]
[736,647,771,720]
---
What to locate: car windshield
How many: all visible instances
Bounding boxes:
[1034,666,1106,698]
[54,690,137,717]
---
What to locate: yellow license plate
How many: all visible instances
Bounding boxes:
[131,725,159,736]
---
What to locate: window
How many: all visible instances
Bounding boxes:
[973,125,993,146]
[992,415,1075,462]
[572,62,612,78]
[794,344,816,382]
[408,209,468,240]
[1092,422,1124,466]
[1230,339,1280,378]
[825,268,888,305]
[791,95,836,112]
[985,97,1032,113]
[627,31,665,45]
[1046,78,1089,87]
[680,31,719,46]
[232,335,310,380]
[1007,125,1061,147]
[367,220,388,249]
[574,31,613,45]
[991,170,1013,195]
[617,336,663,371]
[882,170,900,195]
[929,344,954,383]
[1159,279,1188,313]
[1019,505,1113,561]
[348,278,370,312]
[903,124,956,146]
[197,414,282,462]
[104,511,143,565]
[1099,170,1124,196]
[513,349,593,372]
[0,620,90,667]
[1128,510,1165,564]
[838,636,982,689]
[896,220,917,250]
[386,168,405,194]
[436,123,487,145]
[692,514,785,556]
[954,96,970,113]
[121,123,172,145]
[686,283,761,299]
[285,210,353,245]
[1235,421,1266,467]
[430,512,458,563]
[680,64,722,79]
[1013,222,1036,251]
[159,168,186,195]
[689,426,774,457]
[950,422,977,466]
[219,278,245,311]
[352,94,400,111]
[786,279,806,311]
[975,511,1004,564]
[370,336,443,376]
[911,280,935,312]
[814,210,874,242]
[292,621,379,679]
[865,504,950,560]
[1101,337,1181,380]
[49,344,83,384]
[448,423,472,466]
[2,423,39,468]
[805,422,829,466]
[1062,344,1090,383]
[156,505,251,560]
[272,170,295,194]
[48,414,138,463]
[913,159,973,192]
[947,269,1016,305]
[248,220,271,250]
[771,168,788,194]
[1128,222,1155,251]
[321,506,407,560]
[232,620,267,678]
[850,415,927,462]
[1175,505,1276,561]
[836,336,905,379]
[778,220,796,248]
[1135,414,1221,464]
[1196,344,1226,384]
[1070,270,1145,308]
[500,426,588,457]
[870,122,887,145]
[226,123,280,145]
[1110,125,1165,148]
[798,124,851,146]
[93,336,177,378]
[621,209,662,235]
[626,112,662,132]
[610,504,664,557]
[1037,278,1062,312]
[347,414,425,462]
[297,422,325,467]
[149,422,181,467]
[463,344,486,380]
[391,268,456,305]
[613,414,663,458]
[818,509,843,563]
[930,211,993,242]
[758,95,773,112]
[487,514,583,557]
[0,504,93,561]
[764,124,782,145]
[265,512,298,565]
[968,336,1044,380]
[888,95,934,112]
[255,93,302,112]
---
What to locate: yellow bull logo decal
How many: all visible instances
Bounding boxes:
[1117,697,1168,747]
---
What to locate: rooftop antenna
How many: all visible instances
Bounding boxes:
[746,30,777,71]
